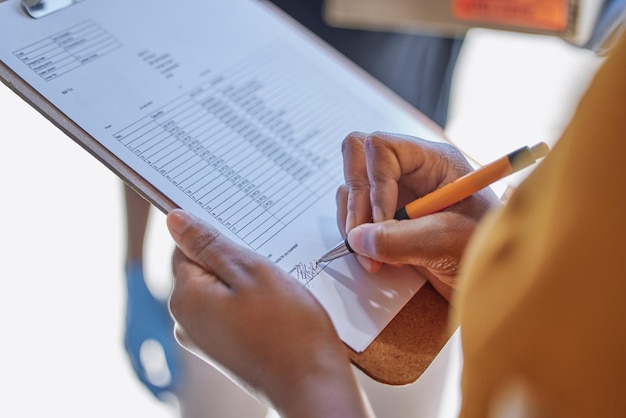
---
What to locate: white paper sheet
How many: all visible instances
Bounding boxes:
[0,0,442,352]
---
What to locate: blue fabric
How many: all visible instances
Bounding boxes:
[585,0,626,53]
[124,261,181,399]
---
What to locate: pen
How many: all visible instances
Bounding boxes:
[317,142,550,263]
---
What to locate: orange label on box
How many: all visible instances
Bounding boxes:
[452,0,570,31]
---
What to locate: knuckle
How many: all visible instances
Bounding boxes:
[367,130,387,141]
[191,228,220,256]
[426,256,460,275]
[364,132,387,153]
[436,142,464,162]
[341,132,365,154]
[372,224,392,260]
[336,183,348,198]
[345,181,370,199]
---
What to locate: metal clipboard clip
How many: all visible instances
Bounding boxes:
[22,0,84,19]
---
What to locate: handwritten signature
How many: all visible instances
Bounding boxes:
[293,261,322,286]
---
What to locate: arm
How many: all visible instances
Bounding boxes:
[167,210,372,418]
[336,132,502,300]
[123,184,182,399]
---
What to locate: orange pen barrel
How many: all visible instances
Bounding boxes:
[394,143,548,220]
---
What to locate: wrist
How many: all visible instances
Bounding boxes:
[266,344,371,418]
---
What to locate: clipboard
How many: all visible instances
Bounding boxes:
[0,0,453,386]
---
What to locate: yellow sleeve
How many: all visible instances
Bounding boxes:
[454,34,626,418]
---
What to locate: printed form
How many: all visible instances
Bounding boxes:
[0,0,443,352]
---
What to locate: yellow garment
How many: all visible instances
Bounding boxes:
[454,35,626,417]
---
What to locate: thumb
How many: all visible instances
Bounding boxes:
[166,209,209,260]
[166,209,243,285]
[346,213,474,276]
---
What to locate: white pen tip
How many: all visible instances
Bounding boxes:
[530,142,550,160]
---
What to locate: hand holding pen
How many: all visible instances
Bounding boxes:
[329,132,547,300]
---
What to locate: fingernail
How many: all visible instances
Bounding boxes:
[167,209,194,235]
[347,224,376,257]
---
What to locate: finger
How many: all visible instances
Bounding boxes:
[166,209,259,288]
[341,132,372,232]
[337,183,384,273]
[355,254,384,273]
[346,212,475,276]
[363,132,403,222]
[173,324,192,349]
[363,132,443,221]
[169,246,229,321]
[363,133,476,220]
[171,246,224,293]
[171,324,231,381]
[335,184,348,237]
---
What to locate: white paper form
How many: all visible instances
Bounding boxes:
[0,0,443,352]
